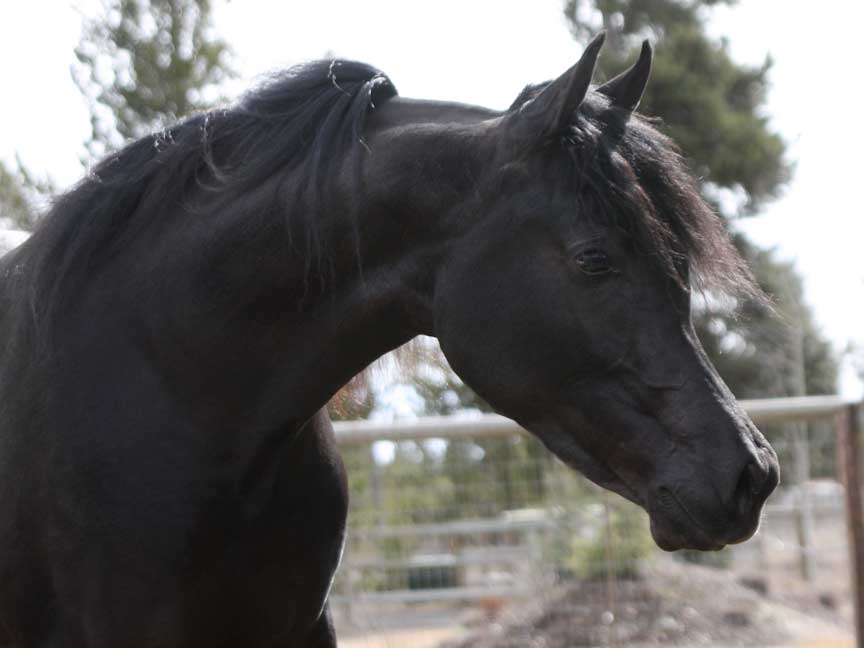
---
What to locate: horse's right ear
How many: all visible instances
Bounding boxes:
[511,32,606,143]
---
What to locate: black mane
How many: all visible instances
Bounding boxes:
[25,59,397,326]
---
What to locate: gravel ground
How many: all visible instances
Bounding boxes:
[439,559,851,648]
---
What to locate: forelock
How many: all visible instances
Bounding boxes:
[559,91,763,303]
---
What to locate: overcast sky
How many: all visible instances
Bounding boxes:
[1,0,861,396]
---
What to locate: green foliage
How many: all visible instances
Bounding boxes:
[381,442,457,525]
[0,162,36,230]
[567,499,653,580]
[73,0,235,158]
[0,157,56,231]
[695,237,836,399]
[566,0,735,46]
[328,374,376,421]
[565,0,788,215]
[677,546,732,568]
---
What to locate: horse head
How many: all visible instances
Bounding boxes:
[430,35,779,551]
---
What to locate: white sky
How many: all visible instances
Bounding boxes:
[1,0,861,396]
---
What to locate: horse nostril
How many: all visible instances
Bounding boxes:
[734,463,752,514]
[734,461,758,512]
[734,458,775,514]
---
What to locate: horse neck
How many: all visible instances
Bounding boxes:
[261,103,499,418]
[128,101,496,429]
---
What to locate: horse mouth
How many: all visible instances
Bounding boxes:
[648,487,755,552]
[528,414,765,552]
[593,473,727,551]
[581,468,731,552]
[648,488,726,551]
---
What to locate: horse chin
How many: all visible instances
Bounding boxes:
[582,470,729,552]
[647,508,729,552]
[645,484,767,552]
[647,496,760,551]
[598,478,728,552]
[528,419,754,553]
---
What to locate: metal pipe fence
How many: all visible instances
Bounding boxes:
[331,395,862,647]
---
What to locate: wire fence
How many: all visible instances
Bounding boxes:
[329,398,860,648]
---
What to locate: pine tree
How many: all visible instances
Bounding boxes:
[0,157,55,231]
[72,0,235,159]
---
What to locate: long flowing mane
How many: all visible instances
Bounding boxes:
[23,60,397,326]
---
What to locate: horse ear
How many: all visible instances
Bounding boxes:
[597,40,653,111]
[517,32,605,139]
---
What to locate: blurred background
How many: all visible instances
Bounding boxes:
[1,1,862,646]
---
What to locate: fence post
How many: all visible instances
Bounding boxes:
[793,423,814,581]
[838,403,864,648]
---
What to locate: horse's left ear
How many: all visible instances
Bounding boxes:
[597,40,653,111]
[516,32,605,140]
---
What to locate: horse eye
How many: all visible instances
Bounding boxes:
[575,248,613,275]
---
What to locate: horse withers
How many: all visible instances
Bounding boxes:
[0,34,778,647]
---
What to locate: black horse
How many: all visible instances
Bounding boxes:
[0,35,779,647]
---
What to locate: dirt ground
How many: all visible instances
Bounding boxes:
[340,633,852,648]
[438,559,852,648]
[338,558,853,648]
[341,627,464,648]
